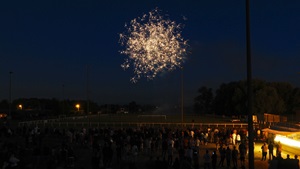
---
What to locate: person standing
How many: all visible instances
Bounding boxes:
[218,147,226,167]
[236,133,241,146]
[232,132,237,145]
[203,149,211,169]
[193,148,199,169]
[294,155,299,169]
[232,146,238,168]
[276,141,282,157]
[186,146,193,164]
[211,150,217,169]
[132,144,138,162]
[162,138,168,161]
[172,157,180,169]
[239,142,247,167]
[226,146,232,168]
[257,129,261,140]
[204,133,208,145]
[268,142,274,160]
[167,143,174,166]
[196,137,201,151]
[8,153,20,169]
[261,143,268,161]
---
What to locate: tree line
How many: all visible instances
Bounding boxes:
[194,79,300,116]
[1,79,299,119]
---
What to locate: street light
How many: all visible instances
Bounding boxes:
[180,67,184,127]
[62,84,65,114]
[246,0,254,169]
[76,104,80,112]
[8,71,13,119]
[18,104,22,110]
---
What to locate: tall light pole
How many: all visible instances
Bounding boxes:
[181,67,184,127]
[8,71,13,119]
[86,65,90,127]
[246,0,254,169]
[62,84,65,114]
[86,65,90,115]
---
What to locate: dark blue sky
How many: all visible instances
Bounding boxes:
[0,0,299,106]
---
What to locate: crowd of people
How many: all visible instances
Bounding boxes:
[0,121,298,169]
[0,122,252,169]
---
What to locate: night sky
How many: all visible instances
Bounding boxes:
[0,0,299,106]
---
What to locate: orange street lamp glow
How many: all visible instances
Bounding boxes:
[76,104,80,111]
[18,104,22,110]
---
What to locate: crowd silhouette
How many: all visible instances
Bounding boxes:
[0,123,299,169]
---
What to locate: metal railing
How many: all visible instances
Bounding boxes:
[18,120,249,128]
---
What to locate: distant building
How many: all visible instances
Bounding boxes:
[264,113,287,123]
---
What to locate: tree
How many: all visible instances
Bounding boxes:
[269,82,294,114]
[194,86,214,114]
[253,86,285,115]
[289,87,300,113]
[213,82,242,116]
[128,101,139,113]
[231,83,247,115]
[0,100,9,110]
[205,79,293,116]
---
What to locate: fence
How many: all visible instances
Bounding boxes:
[18,120,249,129]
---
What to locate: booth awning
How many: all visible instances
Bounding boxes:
[262,128,300,136]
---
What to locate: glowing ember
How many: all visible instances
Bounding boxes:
[119,8,188,83]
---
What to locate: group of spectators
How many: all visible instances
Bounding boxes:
[1,121,252,169]
[260,142,299,169]
[215,143,247,169]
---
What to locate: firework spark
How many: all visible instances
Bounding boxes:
[119,8,188,83]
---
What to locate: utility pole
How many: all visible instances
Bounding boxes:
[62,84,65,115]
[246,0,254,169]
[9,71,13,119]
[86,65,90,115]
[181,67,184,127]
[86,65,90,127]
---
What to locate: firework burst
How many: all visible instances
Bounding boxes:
[119,8,188,83]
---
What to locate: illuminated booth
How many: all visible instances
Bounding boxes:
[261,128,300,155]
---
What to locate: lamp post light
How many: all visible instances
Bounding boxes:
[8,71,13,119]
[86,65,90,115]
[180,67,184,127]
[18,104,22,110]
[76,104,80,112]
[62,84,65,114]
[246,0,254,169]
